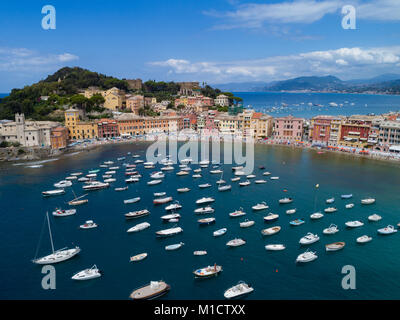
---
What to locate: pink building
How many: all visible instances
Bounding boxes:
[272,116,304,142]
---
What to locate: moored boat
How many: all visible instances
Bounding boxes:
[377,225,397,235]
[213,228,227,237]
[71,265,101,281]
[310,212,324,220]
[193,264,222,278]
[323,224,339,235]
[368,214,382,222]
[299,232,320,245]
[265,244,286,251]
[196,197,215,205]
[42,189,65,197]
[130,253,148,262]
[226,238,246,247]
[264,213,279,222]
[153,196,173,204]
[345,220,364,228]
[129,280,170,300]
[198,217,216,225]
[357,235,372,243]
[165,242,184,251]
[296,250,318,263]
[79,220,98,229]
[155,226,183,237]
[125,209,150,219]
[325,242,345,251]
[124,197,140,204]
[224,281,254,299]
[239,219,255,228]
[279,197,293,204]
[290,219,305,226]
[361,198,375,205]
[52,208,76,217]
[261,226,281,236]
[127,222,151,233]
[252,202,268,211]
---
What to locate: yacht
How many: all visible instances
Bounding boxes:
[377,225,397,235]
[165,201,182,211]
[325,242,345,251]
[324,207,338,213]
[129,280,170,300]
[155,226,183,237]
[193,264,222,278]
[42,189,65,197]
[226,238,246,247]
[361,198,376,205]
[52,208,76,217]
[229,208,246,218]
[124,197,140,204]
[194,206,214,214]
[264,213,279,222]
[147,179,162,186]
[224,281,254,299]
[310,212,324,220]
[252,202,268,211]
[368,214,382,222]
[127,222,151,233]
[71,265,101,281]
[196,197,215,205]
[357,235,372,243]
[265,244,286,251]
[32,212,81,264]
[296,250,318,263]
[125,209,150,219]
[345,220,364,228]
[79,220,98,229]
[299,233,320,245]
[261,226,281,236]
[213,228,227,237]
[323,224,339,235]
[165,242,184,251]
[82,181,109,191]
[239,219,255,228]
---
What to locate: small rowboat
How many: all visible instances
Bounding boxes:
[325,242,345,251]
[124,197,140,204]
[261,226,281,236]
[165,242,184,251]
[361,198,375,205]
[265,244,286,251]
[290,219,305,226]
[130,253,148,262]
[213,228,227,237]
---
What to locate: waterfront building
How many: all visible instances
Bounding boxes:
[338,121,371,148]
[64,108,98,140]
[251,112,273,140]
[50,127,69,149]
[215,94,229,107]
[310,115,336,146]
[328,118,344,146]
[97,119,119,138]
[215,113,240,135]
[378,120,400,151]
[272,116,304,142]
[0,113,59,147]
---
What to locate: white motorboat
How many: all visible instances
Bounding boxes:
[255,179,267,184]
[130,253,148,262]
[296,250,318,263]
[325,242,345,251]
[265,244,286,251]
[176,171,189,176]
[104,161,114,165]
[324,207,337,213]
[345,220,364,228]
[210,169,223,174]
[161,166,174,171]
[177,187,190,193]
[71,265,101,281]
[326,198,335,204]
[252,202,268,211]
[115,186,128,191]
[79,220,98,229]
[165,242,184,251]
[361,198,375,205]
[224,281,254,299]
[216,179,226,185]
[218,184,231,192]
[155,226,183,237]
[246,174,256,179]
[86,173,97,178]
[124,197,140,204]
[193,168,202,173]
[310,212,324,220]
[234,170,246,176]
[262,171,271,176]
[286,208,297,215]
[299,232,320,245]
[192,174,202,178]
[104,178,116,183]
[261,226,281,236]
[239,219,255,228]
[213,228,227,237]
[199,183,212,188]
[165,201,182,211]
[199,160,210,166]
[323,224,339,235]
[154,192,166,197]
[194,206,214,214]
[70,172,83,176]
[65,176,78,181]
[270,176,279,180]
[279,198,293,204]
[196,197,215,205]
[193,250,207,256]
[357,235,372,243]
[232,166,244,171]
[125,177,139,183]
[231,177,241,182]
[127,222,151,233]
[109,166,119,170]
[82,181,109,191]
[125,209,150,219]
[32,212,81,264]
[52,208,76,217]
[103,175,112,179]
[198,217,216,225]
[78,177,90,182]
[147,179,162,186]
[54,180,72,188]
[42,189,65,197]
[150,172,165,179]
[193,264,222,278]
[377,225,397,235]
[105,170,116,175]
[144,161,155,166]
[368,214,382,222]
[239,180,251,187]
[345,203,354,209]
[153,196,173,204]
[229,208,246,218]
[226,238,246,247]
[161,213,181,221]
[264,213,279,222]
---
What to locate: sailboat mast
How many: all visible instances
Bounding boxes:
[46,211,55,254]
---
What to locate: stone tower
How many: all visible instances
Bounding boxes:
[15,113,26,145]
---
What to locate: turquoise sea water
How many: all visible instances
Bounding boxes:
[0,142,400,300]
[234,92,400,118]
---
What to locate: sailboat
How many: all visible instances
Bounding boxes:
[218,171,231,192]
[32,212,81,264]
[68,188,88,206]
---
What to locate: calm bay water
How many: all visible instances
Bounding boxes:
[1,142,400,300]
[234,92,400,118]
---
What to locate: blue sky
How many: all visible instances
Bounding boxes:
[0,0,400,91]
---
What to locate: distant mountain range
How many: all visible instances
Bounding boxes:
[213,74,400,94]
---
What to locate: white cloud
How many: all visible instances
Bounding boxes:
[149,46,400,83]
[0,47,78,72]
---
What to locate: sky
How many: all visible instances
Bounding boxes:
[0,0,399,91]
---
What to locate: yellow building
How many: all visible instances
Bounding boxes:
[81,87,126,110]
[64,108,98,140]
[251,113,273,139]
